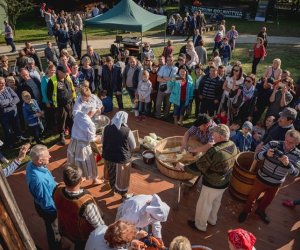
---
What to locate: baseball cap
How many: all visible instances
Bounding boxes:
[279,107,297,120]
[242,121,253,131]
[57,65,67,73]
[210,124,230,137]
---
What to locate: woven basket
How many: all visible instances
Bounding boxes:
[154,136,201,180]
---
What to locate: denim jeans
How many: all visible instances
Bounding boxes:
[138,101,150,115]
[0,110,22,147]
[126,87,136,103]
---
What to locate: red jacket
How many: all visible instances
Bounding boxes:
[253,44,266,59]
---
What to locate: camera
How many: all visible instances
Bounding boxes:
[273,148,284,158]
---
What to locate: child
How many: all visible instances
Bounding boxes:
[149,62,159,113]
[229,119,241,138]
[99,90,113,113]
[22,91,44,144]
[216,109,228,124]
[232,121,253,152]
[137,70,152,121]
[251,121,265,151]
[219,37,231,66]
[212,51,222,67]
[162,39,173,59]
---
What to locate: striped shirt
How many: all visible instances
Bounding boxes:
[2,160,21,177]
[255,141,300,186]
[199,75,221,100]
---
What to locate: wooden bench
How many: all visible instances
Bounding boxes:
[203,23,218,33]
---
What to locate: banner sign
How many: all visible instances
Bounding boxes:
[183,5,245,18]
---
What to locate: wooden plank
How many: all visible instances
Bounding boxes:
[6,112,300,250]
[0,171,36,250]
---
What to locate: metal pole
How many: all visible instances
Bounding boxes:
[164,21,167,45]
[85,25,88,48]
[140,31,143,59]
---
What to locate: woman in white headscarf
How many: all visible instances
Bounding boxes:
[116,194,170,241]
[102,111,136,198]
[67,104,102,185]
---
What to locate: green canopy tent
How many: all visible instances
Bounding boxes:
[84,0,167,51]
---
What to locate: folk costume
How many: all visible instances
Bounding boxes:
[116,194,170,239]
[67,105,99,180]
[102,111,136,196]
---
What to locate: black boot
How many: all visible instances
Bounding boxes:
[59,134,66,145]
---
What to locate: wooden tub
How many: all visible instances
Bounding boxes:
[154,136,201,181]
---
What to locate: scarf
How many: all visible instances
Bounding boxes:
[111,111,128,130]
[242,85,255,102]
[228,228,256,250]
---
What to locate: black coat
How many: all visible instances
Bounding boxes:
[101,65,123,94]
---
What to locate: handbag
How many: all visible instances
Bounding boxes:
[159,68,173,92]
[159,84,167,92]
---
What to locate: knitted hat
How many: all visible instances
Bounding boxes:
[242,121,253,131]
[145,194,170,222]
[228,228,256,250]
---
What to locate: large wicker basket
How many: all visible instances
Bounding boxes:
[154,136,201,180]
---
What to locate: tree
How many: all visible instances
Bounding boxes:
[0,0,36,34]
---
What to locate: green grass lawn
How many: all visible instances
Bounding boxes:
[1,41,299,165]
[3,5,300,45]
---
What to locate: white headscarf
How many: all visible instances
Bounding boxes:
[111,111,128,130]
[145,194,170,222]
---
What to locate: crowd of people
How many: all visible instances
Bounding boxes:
[0,4,300,250]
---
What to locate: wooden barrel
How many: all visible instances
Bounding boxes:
[229,151,261,201]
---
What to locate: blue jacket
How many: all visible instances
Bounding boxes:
[220,43,231,59]
[22,99,41,126]
[231,130,253,152]
[26,161,57,215]
[167,75,194,106]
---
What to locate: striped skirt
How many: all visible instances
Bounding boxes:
[67,138,98,180]
[104,160,131,195]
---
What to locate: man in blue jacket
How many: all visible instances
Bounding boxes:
[26,144,60,249]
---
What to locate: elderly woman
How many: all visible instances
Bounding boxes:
[102,111,136,199]
[116,194,170,242]
[0,77,23,148]
[169,236,192,250]
[228,74,257,123]
[85,220,139,250]
[80,56,95,93]
[67,104,101,185]
[168,65,193,126]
